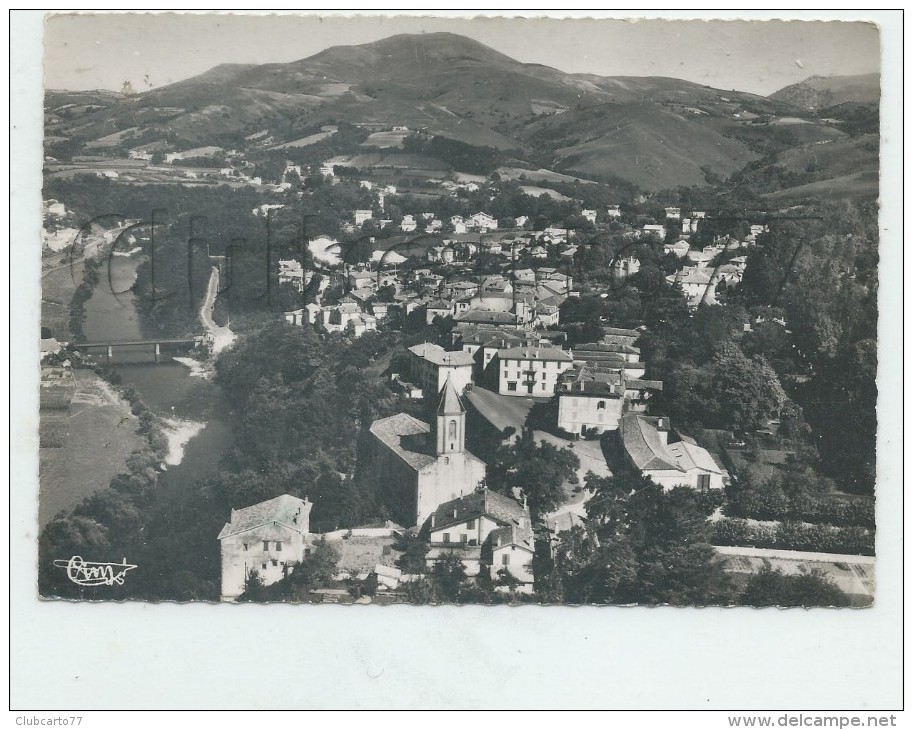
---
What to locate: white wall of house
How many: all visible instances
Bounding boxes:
[491,544,535,587]
[220,525,310,601]
[498,356,572,396]
[643,468,724,492]
[558,394,625,435]
[430,515,501,547]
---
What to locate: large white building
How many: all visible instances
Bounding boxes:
[497,346,574,396]
[218,494,313,601]
[408,342,474,396]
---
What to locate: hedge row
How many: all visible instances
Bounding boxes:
[726,491,875,529]
[712,518,875,556]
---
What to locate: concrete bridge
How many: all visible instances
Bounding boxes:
[74,336,205,363]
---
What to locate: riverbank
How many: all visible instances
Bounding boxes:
[160,417,206,466]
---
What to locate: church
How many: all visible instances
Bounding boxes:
[368,376,487,527]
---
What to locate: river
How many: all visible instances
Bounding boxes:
[82,252,234,490]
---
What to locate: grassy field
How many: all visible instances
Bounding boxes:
[361,130,409,148]
[38,368,145,527]
[41,253,84,339]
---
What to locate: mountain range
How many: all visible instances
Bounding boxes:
[45,32,879,194]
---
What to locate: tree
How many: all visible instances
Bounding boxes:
[430,552,468,602]
[485,430,579,516]
[239,569,268,602]
[739,566,850,607]
[38,515,112,598]
[394,532,430,574]
[708,342,786,431]
[551,473,734,605]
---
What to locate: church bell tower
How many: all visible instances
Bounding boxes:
[436,376,466,455]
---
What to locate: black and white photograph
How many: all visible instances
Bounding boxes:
[12,8,904,714]
[35,12,884,607]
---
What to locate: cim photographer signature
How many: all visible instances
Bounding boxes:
[53,556,137,587]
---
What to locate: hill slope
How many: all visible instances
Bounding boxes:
[46,32,858,192]
[769,73,880,110]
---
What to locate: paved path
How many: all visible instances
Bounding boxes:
[200,267,236,354]
[713,545,875,564]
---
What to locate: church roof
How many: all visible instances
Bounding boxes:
[369,413,436,472]
[437,377,465,416]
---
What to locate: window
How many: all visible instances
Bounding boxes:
[262,541,269,551]
[541,384,546,391]
[443,533,451,543]
[501,554,510,566]
[697,474,711,492]
[466,519,475,529]
[460,534,468,545]
[507,382,517,392]
[275,541,282,551]
[448,419,457,440]
[597,401,606,410]
[261,563,267,570]
[243,543,248,551]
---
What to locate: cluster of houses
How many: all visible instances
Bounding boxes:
[218,320,726,601]
[663,235,751,307]
[605,207,762,308]
[279,246,575,339]
[216,190,751,602]
[427,229,577,265]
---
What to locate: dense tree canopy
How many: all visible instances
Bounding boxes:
[485,430,580,517]
[552,472,732,605]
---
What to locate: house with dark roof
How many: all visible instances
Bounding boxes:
[556,363,663,437]
[218,494,313,601]
[557,366,626,436]
[572,343,646,379]
[619,414,724,491]
[452,325,549,386]
[423,489,534,592]
[368,378,487,526]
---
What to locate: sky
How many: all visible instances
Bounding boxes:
[44,12,881,97]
